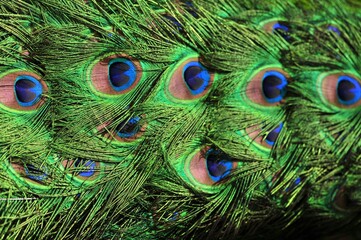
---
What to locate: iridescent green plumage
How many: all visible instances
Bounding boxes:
[0,0,360,239]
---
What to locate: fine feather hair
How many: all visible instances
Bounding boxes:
[0,0,360,239]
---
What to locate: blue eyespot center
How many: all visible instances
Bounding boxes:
[116,116,141,138]
[285,177,301,192]
[14,75,43,107]
[184,2,198,17]
[273,22,289,32]
[183,62,210,95]
[206,149,232,182]
[262,71,288,103]
[108,58,137,91]
[272,22,290,40]
[164,15,183,31]
[24,164,47,181]
[294,177,301,185]
[265,122,283,146]
[337,76,361,105]
[327,25,341,35]
[74,159,96,177]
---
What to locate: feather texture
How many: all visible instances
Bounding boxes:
[0,0,360,239]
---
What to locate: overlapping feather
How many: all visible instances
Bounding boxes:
[0,0,360,239]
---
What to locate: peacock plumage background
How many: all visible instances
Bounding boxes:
[0,0,360,239]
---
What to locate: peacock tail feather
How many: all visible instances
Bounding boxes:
[0,0,360,239]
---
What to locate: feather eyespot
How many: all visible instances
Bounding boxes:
[0,71,47,111]
[319,73,361,108]
[8,162,49,189]
[264,123,283,147]
[14,76,43,107]
[73,159,97,177]
[62,159,102,185]
[98,116,146,142]
[163,15,183,31]
[24,164,48,181]
[284,177,302,193]
[245,68,288,106]
[89,54,142,95]
[108,58,137,91]
[187,147,237,187]
[326,25,341,35]
[273,22,289,33]
[205,149,233,182]
[336,76,361,105]
[114,116,144,140]
[246,123,283,149]
[262,20,291,41]
[167,57,214,101]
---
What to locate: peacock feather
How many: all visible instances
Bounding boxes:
[0,0,360,239]
[279,6,361,229]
